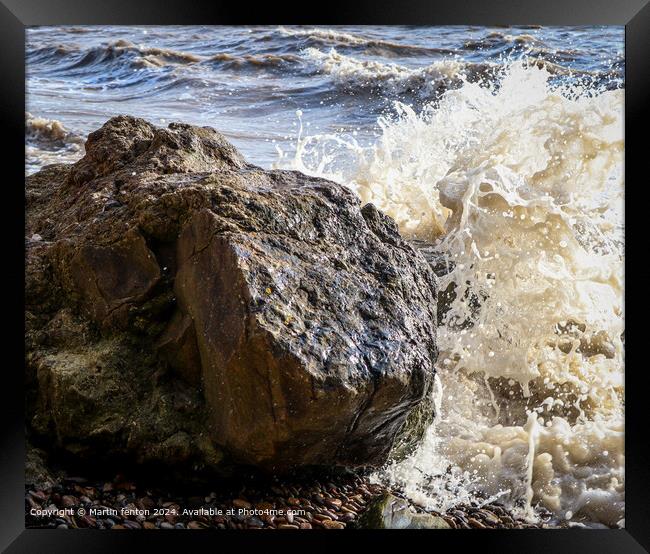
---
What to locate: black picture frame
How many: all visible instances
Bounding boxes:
[3,1,647,551]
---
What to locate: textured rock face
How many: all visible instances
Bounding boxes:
[25,116,439,472]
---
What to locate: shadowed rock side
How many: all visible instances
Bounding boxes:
[25,116,439,474]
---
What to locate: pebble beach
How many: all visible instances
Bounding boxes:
[26,472,549,530]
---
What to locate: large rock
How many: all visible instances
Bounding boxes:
[25,116,439,473]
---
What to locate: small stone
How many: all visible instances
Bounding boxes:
[277,524,299,529]
[28,490,47,502]
[61,495,78,508]
[247,516,264,528]
[320,520,345,529]
[477,509,501,526]
[233,498,251,510]
[78,515,97,528]
[104,200,121,210]
[160,522,174,529]
[468,517,486,529]
[325,498,342,509]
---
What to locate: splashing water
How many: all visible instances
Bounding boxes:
[275,61,624,527]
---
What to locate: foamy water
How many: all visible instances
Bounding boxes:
[26,26,624,527]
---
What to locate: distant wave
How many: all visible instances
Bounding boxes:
[305,47,620,99]
[463,31,546,51]
[277,26,457,57]
[304,47,504,98]
[206,52,302,70]
[28,40,201,73]
[27,31,622,99]
[28,39,308,78]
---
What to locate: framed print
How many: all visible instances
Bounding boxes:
[2,0,648,551]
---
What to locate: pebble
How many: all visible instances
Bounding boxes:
[467,517,486,529]
[61,495,78,508]
[320,520,346,529]
[322,509,339,520]
[247,517,264,528]
[326,498,342,509]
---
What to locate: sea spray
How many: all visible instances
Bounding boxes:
[276,61,624,527]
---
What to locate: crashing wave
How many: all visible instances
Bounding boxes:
[276,61,624,527]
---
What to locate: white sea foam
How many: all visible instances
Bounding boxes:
[276,61,624,526]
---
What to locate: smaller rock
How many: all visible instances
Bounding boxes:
[356,493,450,529]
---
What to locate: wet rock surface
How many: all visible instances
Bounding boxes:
[26,116,439,473]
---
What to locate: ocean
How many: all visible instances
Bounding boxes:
[25,25,625,528]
